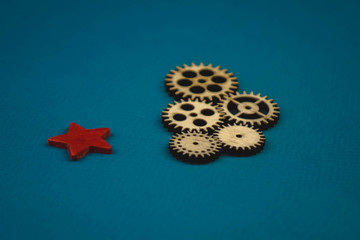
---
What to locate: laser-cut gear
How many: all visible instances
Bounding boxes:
[169,132,222,164]
[165,63,238,103]
[214,123,265,156]
[218,91,280,130]
[162,99,224,133]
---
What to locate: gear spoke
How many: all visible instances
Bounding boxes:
[232,98,244,103]
[218,91,280,130]
[230,99,240,106]
[235,112,243,117]
[256,111,268,119]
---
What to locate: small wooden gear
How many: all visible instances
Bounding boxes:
[218,91,280,130]
[169,132,222,164]
[214,123,265,156]
[165,63,238,103]
[162,99,225,133]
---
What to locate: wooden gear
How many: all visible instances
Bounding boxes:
[214,123,265,156]
[162,99,225,133]
[165,63,238,103]
[169,132,222,164]
[218,91,280,130]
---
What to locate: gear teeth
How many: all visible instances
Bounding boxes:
[214,123,265,156]
[164,63,239,103]
[162,99,224,133]
[163,63,280,161]
[218,91,280,130]
[169,132,222,164]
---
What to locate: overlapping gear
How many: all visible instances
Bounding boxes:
[162,63,280,163]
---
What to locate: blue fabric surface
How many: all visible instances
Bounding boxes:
[1,0,359,239]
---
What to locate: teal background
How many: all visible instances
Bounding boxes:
[1,0,360,239]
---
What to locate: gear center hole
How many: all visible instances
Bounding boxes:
[193,142,199,145]
[198,79,206,83]
[236,134,243,138]
[245,106,251,110]
[190,113,197,117]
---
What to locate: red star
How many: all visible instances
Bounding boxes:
[48,123,112,161]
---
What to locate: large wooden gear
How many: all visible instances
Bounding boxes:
[169,132,222,164]
[162,99,225,133]
[214,123,265,156]
[218,91,280,130]
[165,63,238,103]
